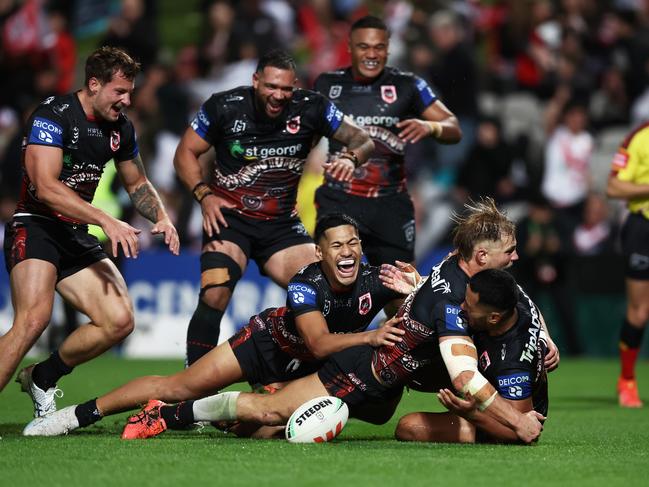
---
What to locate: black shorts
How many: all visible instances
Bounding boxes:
[405,353,453,393]
[315,186,415,265]
[4,215,107,281]
[621,213,649,280]
[317,345,402,407]
[229,317,320,386]
[203,210,313,270]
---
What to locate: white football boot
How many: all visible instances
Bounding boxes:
[23,405,80,436]
[16,365,63,418]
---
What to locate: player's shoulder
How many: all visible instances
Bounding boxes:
[315,69,348,84]
[291,87,327,105]
[290,261,324,284]
[33,94,75,119]
[383,66,421,84]
[623,121,649,149]
[208,86,252,106]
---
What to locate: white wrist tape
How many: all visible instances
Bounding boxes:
[439,338,478,381]
[478,391,497,411]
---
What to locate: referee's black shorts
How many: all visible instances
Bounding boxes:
[621,212,649,280]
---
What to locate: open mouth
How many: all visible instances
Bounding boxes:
[362,60,380,70]
[110,104,122,116]
[336,259,356,278]
[267,101,283,115]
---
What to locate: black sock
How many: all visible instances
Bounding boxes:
[620,319,646,348]
[186,300,224,366]
[160,401,195,430]
[75,399,102,427]
[32,350,74,390]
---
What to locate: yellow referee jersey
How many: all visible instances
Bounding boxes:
[610,122,649,218]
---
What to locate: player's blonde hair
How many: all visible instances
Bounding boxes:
[452,197,515,261]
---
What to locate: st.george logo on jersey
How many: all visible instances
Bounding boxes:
[110,130,120,152]
[358,292,372,315]
[286,116,301,134]
[381,85,397,104]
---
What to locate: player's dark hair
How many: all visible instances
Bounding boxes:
[351,15,389,34]
[452,197,515,261]
[314,214,359,243]
[255,49,296,73]
[469,269,518,315]
[85,46,140,87]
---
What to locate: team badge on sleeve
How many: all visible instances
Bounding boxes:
[29,117,63,146]
[381,85,397,104]
[496,372,532,399]
[288,283,317,307]
[444,305,466,332]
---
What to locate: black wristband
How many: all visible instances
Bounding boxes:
[192,182,213,203]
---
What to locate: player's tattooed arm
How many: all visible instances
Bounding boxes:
[117,154,180,255]
[123,155,166,223]
[331,116,374,166]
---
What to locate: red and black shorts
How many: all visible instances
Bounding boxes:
[315,186,415,266]
[203,209,313,271]
[621,212,649,280]
[228,317,320,386]
[4,215,107,281]
[317,345,402,407]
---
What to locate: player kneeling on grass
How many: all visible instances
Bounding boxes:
[22,214,419,437]
[396,269,548,444]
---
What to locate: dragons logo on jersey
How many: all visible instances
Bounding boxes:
[110,130,120,152]
[479,350,491,371]
[358,292,372,315]
[328,85,342,99]
[286,115,301,134]
[381,85,397,104]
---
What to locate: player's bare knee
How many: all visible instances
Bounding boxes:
[105,309,135,342]
[628,305,649,326]
[201,286,231,310]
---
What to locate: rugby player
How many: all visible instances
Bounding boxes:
[116,199,552,444]
[395,269,548,444]
[314,15,461,266]
[606,123,649,407]
[22,214,417,436]
[177,49,374,366]
[0,47,179,414]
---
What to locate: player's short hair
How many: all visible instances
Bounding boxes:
[469,269,518,314]
[452,197,515,261]
[350,15,389,35]
[255,49,297,74]
[85,46,140,87]
[314,213,359,243]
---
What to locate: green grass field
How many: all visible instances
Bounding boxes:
[1,357,648,487]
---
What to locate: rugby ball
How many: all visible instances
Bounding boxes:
[285,396,349,443]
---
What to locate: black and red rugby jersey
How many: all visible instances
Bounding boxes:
[314,67,436,197]
[16,93,138,223]
[259,261,400,361]
[190,86,344,220]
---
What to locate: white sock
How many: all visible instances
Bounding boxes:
[192,391,241,421]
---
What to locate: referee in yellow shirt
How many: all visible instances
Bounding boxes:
[607,122,649,408]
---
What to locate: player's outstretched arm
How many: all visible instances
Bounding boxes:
[25,144,142,258]
[296,312,404,360]
[396,100,461,145]
[117,153,179,255]
[325,116,374,182]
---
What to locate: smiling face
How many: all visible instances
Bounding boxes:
[316,224,362,291]
[252,66,296,118]
[88,71,134,121]
[349,27,389,81]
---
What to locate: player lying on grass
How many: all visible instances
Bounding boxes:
[22,214,418,436]
[395,269,548,444]
[110,199,547,443]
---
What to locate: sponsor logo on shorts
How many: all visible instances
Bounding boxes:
[497,372,531,399]
[444,305,466,332]
[381,85,397,104]
[630,253,649,271]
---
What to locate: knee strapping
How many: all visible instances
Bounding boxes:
[199,252,242,296]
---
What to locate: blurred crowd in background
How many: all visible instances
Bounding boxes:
[2,0,649,354]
